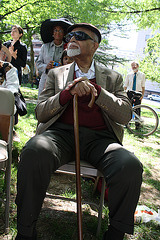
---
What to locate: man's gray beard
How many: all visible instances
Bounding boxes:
[67,48,81,57]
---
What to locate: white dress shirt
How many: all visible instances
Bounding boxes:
[75,60,96,79]
[124,71,145,92]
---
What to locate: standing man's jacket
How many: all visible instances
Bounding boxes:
[36,62,132,143]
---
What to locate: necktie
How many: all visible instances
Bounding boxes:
[132,73,136,91]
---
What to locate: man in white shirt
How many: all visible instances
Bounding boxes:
[124,61,146,129]
[124,61,145,100]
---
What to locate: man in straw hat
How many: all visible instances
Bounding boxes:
[15,23,143,240]
[36,18,72,98]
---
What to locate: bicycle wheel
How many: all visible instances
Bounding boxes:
[127,105,159,136]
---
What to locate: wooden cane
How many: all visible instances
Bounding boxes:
[73,93,95,240]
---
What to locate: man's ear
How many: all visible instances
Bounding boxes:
[94,42,99,51]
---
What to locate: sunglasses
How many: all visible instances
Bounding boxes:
[65,31,94,43]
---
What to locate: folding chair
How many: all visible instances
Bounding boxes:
[56,161,106,237]
[0,88,15,234]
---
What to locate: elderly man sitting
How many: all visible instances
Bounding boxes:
[15,23,143,240]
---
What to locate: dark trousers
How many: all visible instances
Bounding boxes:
[15,123,143,237]
[127,91,141,126]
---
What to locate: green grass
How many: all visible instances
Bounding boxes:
[21,86,38,100]
[0,87,160,239]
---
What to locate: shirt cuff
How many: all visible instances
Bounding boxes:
[59,89,73,106]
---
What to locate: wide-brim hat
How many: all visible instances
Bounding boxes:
[40,18,73,43]
[67,23,101,43]
[0,45,11,62]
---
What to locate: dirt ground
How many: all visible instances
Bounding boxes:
[37,173,102,240]
[0,167,159,240]
[36,166,160,240]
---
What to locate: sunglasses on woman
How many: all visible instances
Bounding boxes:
[65,31,94,43]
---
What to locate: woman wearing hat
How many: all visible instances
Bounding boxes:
[36,18,72,98]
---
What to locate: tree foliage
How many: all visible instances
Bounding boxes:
[1,0,160,82]
[140,33,160,83]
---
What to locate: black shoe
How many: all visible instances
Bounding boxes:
[102,225,124,240]
[102,231,109,240]
[15,232,37,240]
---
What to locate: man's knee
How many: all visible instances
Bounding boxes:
[103,144,143,183]
[19,135,55,174]
[115,147,143,176]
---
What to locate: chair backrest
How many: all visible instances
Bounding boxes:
[0,88,15,142]
[0,88,15,233]
[0,88,14,168]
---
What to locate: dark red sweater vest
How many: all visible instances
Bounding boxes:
[59,78,107,130]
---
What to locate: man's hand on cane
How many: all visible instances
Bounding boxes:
[66,77,97,97]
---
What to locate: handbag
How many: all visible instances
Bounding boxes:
[14,89,27,116]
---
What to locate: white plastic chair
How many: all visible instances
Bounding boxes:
[0,88,15,234]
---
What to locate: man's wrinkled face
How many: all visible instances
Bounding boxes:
[67,27,98,58]
[67,41,81,57]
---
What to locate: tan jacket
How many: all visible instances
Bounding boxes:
[36,62,132,143]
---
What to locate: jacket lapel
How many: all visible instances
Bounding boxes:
[63,62,75,86]
[95,62,107,89]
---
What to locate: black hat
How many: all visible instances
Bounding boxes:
[67,23,101,43]
[40,18,73,43]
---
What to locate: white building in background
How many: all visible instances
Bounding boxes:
[135,29,160,94]
[107,28,160,94]
[135,29,160,60]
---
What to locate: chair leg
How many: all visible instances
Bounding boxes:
[4,157,12,234]
[96,177,106,237]
[93,176,100,194]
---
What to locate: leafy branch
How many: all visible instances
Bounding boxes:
[104,7,160,14]
[0,0,39,21]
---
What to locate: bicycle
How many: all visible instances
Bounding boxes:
[126,90,159,137]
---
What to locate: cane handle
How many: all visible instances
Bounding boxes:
[88,92,95,108]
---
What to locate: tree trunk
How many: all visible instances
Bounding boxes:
[30,42,34,83]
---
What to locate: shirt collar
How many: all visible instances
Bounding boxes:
[51,41,64,47]
[75,60,95,72]
[75,60,95,79]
